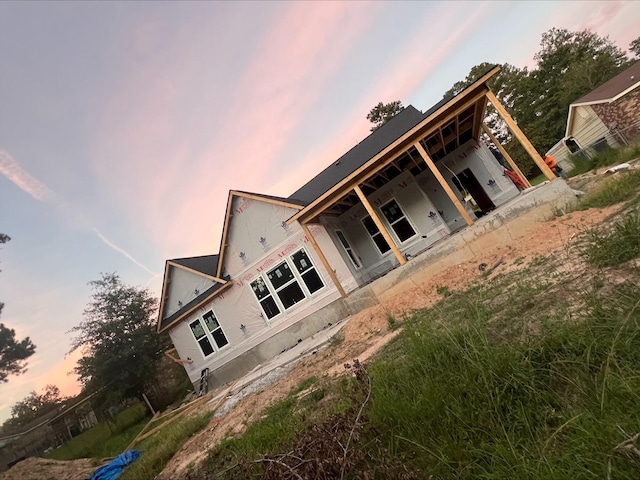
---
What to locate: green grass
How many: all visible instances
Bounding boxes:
[46,403,149,460]
[189,253,640,479]
[529,173,548,186]
[575,170,640,210]
[119,411,214,480]
[581,210,640,267]
[569,141,640,175]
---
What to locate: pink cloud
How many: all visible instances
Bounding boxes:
[0,150,54,201]
[271,2,494,198]
[91,2,383,258]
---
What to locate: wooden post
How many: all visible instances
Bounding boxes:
[486,90,556,181]
[353,185,407,266]
[300,223,347,298]
[481,123,532,188]
[413,142,475,226]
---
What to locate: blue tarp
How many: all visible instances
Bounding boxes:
[86,450,141,480]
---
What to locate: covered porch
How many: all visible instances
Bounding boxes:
[288,66,557,294]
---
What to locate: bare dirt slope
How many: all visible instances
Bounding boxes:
[1,173,628,480]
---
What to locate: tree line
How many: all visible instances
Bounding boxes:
[369,28,640,176]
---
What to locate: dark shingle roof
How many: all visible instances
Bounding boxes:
[288,105,426,204]
[171,254,219,278]
[573,61,640,105]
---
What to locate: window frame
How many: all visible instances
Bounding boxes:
[250,247,325,321]
[361,214,392,256]
[378,198,418,244]
[189,309,230,358]
[334,229,361,269]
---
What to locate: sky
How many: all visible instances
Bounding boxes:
[0,0,638,424]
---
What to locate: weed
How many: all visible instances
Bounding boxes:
[386,313,399,331]
[436,285,452,297]
[290,376,317,395]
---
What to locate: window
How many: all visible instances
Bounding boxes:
[362,215,391,255]
[190,309,229,357]
[380,199,416,242]
[250,248,325,320]
[291,249,324,293]
[250,277,280,319]
[335,230,361,268]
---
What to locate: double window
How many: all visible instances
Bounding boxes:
[250,248,325,321]
[362,199,416,255]
[380,199,416,242]
[189,309,229,357]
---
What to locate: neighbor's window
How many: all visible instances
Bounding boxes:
[335,230,361,268]
[380,199,416,242]
[250,248,325,320]
[362,215,391,255]
[190,309,229,357]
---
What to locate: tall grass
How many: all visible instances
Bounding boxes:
[569,141,640,175]
[367,278,640,479]
[582,211,640,267]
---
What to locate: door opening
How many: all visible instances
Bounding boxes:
[451,168,495,217]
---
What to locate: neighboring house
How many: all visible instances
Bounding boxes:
[157,66,557,391]
[548,61,640,168]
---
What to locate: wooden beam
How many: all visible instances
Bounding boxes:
[216,191,236,278]
[158,281,234,334]
[353,185,407,266]
[286,81,495,226]
[482,123,532,188]
[413,142,475,226]
[164,348,193,365]
[167,261,227,284]
[472,96,488,141]
[231,190,305,210]
[486,90,556,181]
[300,223,347,298]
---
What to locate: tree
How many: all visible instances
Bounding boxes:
[2,385,65,430]
[446,28,632,176]
[0,233,36,383]
[69,273,164,407]
[366,101,404,132]
[630,36,640,59]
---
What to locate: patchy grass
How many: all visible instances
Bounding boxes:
[581,210,640,267]
[46,403,149,460]
[575,170,640,210]
[569,141,640,175]
[185,249,640,479]
[119,411,213,480]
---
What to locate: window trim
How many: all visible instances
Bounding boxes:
[250,247,325,321]
[189,309,230,358]
[334,229,361,269]
[360,214,392,256]
[378,197,418,244]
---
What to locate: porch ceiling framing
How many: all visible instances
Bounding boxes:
[287,72,497,226]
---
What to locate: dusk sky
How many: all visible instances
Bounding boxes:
[1,1,638,423]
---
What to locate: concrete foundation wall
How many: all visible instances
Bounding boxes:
[200,179,577,391]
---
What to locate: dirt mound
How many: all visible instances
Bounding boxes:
[0,457,103,480]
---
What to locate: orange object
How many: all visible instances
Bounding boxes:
[504,169,526,189]
[544,155,557,169]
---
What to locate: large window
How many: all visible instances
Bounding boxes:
[335,230,361,268]
[250,248,325,320]
[362,216,391,255]
[189,309,229,357]
[380,199,416,242]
